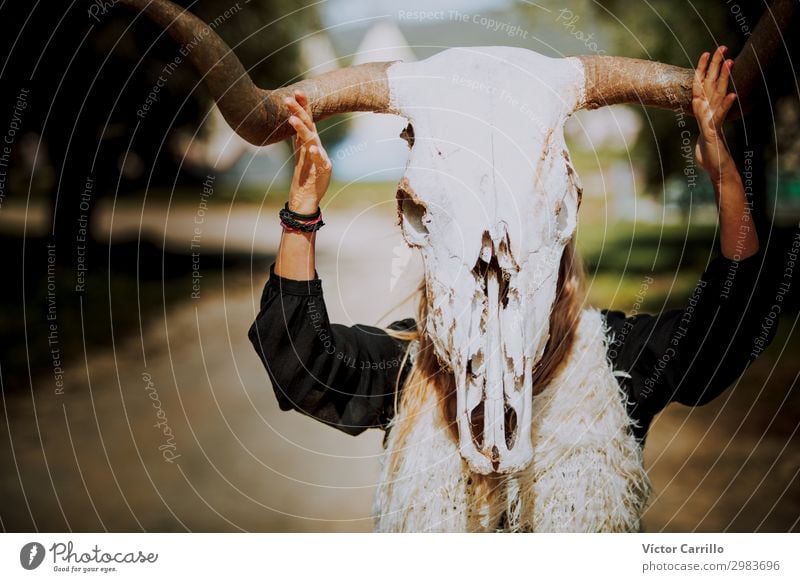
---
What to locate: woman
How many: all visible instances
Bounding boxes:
[249,47,773,530]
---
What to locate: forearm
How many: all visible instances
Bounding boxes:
[691,47,759,261]
[711,164,759,261]
[274,198,319,281]
[274,88,330,281]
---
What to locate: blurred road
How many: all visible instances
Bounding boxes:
[1,203,796,531]
[1,204,421,531]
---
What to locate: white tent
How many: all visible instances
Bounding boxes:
[331,21,417,182]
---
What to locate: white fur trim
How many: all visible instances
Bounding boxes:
[374,309,650,532]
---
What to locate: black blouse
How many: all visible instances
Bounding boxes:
[249,253,775,442]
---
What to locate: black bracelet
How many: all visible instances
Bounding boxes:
[282,202,320,220]
[279,204,325,232]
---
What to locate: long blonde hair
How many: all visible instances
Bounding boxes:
[387,238,585,445]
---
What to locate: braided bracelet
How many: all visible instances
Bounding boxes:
[282,202,320,220]
[279,202,325,233]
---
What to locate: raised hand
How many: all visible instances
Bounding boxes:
[286,90,332,214]
[692,46,738,179]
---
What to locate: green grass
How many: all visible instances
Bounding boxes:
[165,181,398,209]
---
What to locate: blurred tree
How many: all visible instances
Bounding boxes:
[597,0,800,239]
[0,0,326,248]
[515,0,799,234]
[0,0,327,391]
[594,0,744,195]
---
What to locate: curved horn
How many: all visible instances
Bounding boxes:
[575,56,693,112]
[574,0,797,113]
[118,0,394,145]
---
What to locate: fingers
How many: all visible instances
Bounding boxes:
[706,45,727,84]
[309,144,331,171]
[694,48,734,123]
[293,143,308,187]
[289,115,328,165]
[294,90,307,109]
[710,61,735,125]
[286,90,323,151]
[286,91,314,130]
[286,90,331,173]
[295,90,314,127]
[717,59,733,95]
[694,51,710,96]
[288,115,316,146]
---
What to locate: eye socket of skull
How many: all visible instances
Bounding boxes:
[553,153,582,243]
[399,123,415,149]
[397,188,429,246]
[554,192,577,242]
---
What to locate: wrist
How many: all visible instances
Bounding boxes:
[287,195,319,215]
[280,200,325,234]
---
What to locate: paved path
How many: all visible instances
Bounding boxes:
[1,203,796,531]
[1,205,422,532]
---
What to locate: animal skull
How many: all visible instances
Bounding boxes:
[388,48,583,473]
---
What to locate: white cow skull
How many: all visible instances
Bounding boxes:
[388,48,583,473]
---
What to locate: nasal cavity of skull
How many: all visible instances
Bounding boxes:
[466,356,485,450]
[468,401,519,455]
[397,188,428,243]
[465,353,521,454]
[472,232,510,309]
[470,401,485,450]
[504,404,518,450]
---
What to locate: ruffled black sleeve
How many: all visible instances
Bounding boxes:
[248,264,415,436]
[603,252,776,440]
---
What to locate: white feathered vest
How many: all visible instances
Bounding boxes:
[374,309,650,532]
